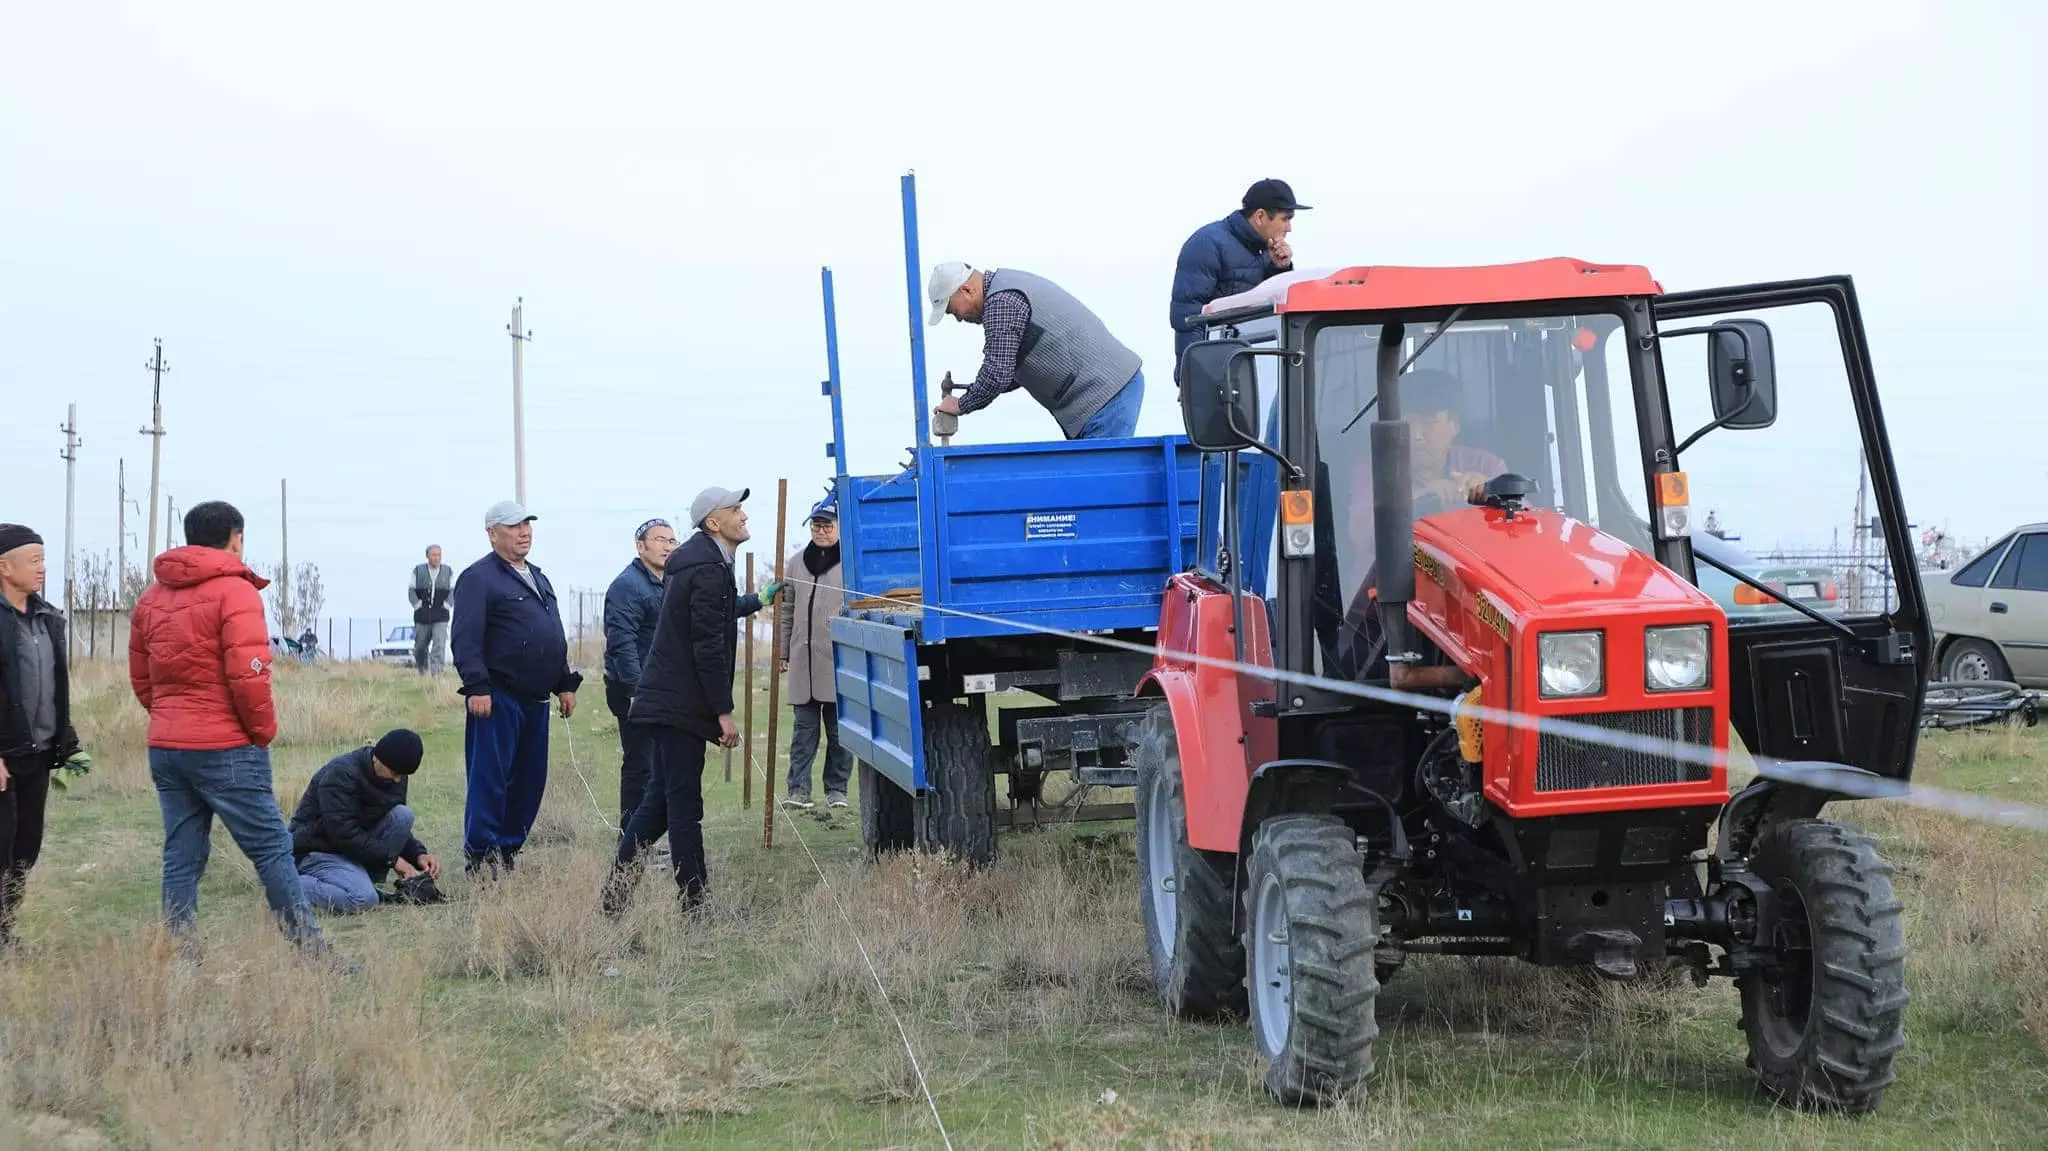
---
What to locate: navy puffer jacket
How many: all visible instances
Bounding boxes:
[1169,212,1288,367]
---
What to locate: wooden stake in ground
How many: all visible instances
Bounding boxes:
[742,552,756,810]
[763,478,789,849]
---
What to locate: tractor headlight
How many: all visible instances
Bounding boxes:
[1645,625,1711,692]
[1538,631,1604,698]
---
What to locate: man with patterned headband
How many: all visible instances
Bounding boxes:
[603,517,679,828]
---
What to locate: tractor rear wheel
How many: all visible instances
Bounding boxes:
[1739,818,1909,1113]
[1243,814,1380,1106]
[859,760,914,856]
[916,700,998,867]
[1132,705,1245,1019]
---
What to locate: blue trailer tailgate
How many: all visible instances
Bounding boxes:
[830,614,926,794]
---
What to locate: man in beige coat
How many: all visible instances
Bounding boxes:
[779,499,849,809]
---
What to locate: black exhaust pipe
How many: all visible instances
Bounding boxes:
[1370,322,1419,668]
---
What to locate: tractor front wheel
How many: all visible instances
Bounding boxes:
[1243,814,1380,1106]
[1132,705,1245,1019]
[1738,818,1909,1113]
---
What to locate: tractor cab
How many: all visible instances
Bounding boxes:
[1135,259,1930,1112]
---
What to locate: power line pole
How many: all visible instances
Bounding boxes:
[508,298,530,506]
[279,478,290,633]
[140,339,168,583]
[60,404,80,662]
[166,496,178,548]
[116,459,127,607]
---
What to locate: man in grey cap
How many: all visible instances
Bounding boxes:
[450,500,581,883]
[602,487,781,915]
[928,262,1145,442]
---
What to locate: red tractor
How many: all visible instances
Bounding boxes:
[1133,261,1928,1110]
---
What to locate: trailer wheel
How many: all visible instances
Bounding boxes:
[917,700,997,867]
[1132,705,1246,1019]
[1739,818,1909,1114]
[859,760,914,856]
[1243,814,1380,1106]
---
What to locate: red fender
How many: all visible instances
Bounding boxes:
[1139,573,1277,853]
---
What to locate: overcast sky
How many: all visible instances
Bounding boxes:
[5,0,2042,626]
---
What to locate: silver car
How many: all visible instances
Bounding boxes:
[1924,522,2048,686]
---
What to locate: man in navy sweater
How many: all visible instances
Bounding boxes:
[450,501,582,882]
[1168,178,1308,373]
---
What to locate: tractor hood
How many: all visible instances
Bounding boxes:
[1414,506,1718,622]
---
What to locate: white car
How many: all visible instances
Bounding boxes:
[1923,522,2048,687]
[370,625,417,667]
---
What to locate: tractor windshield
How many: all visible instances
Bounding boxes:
[1309,312,1651,678]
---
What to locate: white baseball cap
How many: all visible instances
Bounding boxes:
[927,261,975,327]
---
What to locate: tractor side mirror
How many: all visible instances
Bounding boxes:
[1708,319,1778,431]
[1179,339,1260,452]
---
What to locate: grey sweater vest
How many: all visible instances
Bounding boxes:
[987,269,1142,437]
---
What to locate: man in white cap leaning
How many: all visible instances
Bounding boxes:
[603,487,781,916]
[928,261,1145,441]
[450,500,581,883]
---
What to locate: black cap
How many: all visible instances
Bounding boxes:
[1400,369,1466,416]
[0,524,42,556]
[373,729,425,775]
[1243,178,1310,214]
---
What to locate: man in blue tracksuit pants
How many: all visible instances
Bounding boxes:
[450,500,582,882]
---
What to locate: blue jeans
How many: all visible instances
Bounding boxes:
[297,805,417,912]
[1076,370,1145,440]
[149,745,322,945]
[464,692,551,861]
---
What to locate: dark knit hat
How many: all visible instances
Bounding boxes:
[0,524,42,556]
[372,729,425,775]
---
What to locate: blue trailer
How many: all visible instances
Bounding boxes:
[819,174,1271,861]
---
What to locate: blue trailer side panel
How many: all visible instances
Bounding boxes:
[830,615,925,794]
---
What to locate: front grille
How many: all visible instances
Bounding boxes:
[1536,708,1713,792]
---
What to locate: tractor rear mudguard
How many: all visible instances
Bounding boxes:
[1714,761,1902,863]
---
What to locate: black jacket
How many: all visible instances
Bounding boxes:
[0,593,78,770]
[288,746,428,873]
[628,532,764,740]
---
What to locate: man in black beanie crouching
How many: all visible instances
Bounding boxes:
[290,729,444,911]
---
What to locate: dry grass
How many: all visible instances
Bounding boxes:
[8,663,2048,1147]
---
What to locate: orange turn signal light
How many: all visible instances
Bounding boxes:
[1280,489,1314,525]
[1656,471,1690,508]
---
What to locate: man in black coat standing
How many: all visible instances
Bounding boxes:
[0,525,85,948]
[602,487,781,915]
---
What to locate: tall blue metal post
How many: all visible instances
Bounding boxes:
[821,265,850,481]
[901,170,933,448]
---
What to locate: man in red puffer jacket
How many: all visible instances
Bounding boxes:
[130,500,336,962]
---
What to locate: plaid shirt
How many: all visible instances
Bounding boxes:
[957,273,1031,414]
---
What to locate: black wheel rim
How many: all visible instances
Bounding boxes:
[1760,878,1815,1055]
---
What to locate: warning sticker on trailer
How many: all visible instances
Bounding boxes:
[1025,513,1078,540]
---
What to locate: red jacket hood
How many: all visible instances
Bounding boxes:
[152,545,270,591]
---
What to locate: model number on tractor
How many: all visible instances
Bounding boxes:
[1025,513,1079,540]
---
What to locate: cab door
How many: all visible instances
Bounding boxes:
[1647,278,1931,780]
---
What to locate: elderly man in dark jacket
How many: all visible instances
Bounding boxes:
[0,525,85,948]
[451,500,581,882]
[1168,178,1309,370]
[602,518,679,826]
[602,486,781,915]
[290,729,441,911]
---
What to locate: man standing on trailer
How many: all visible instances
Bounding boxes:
[450,501,580,882]
[1168,178,1307,375]
[602,518,679,827]
[408,545,454,676]
[927,262,1146,440]
[602,487,781,916]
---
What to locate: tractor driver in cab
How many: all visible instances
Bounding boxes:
[1320,367,1509,683]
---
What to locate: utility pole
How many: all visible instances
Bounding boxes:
[116,459,127,610]
[166,496,178,548]
[60,405,80,661]
[1850,455,1870,616]
[279,478,290,634]
[508,298,530,506]
[140,339,168,583]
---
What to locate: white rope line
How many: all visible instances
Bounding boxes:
[556,715,623,835]
[768,569,2048,834]
[752,748,955,1151]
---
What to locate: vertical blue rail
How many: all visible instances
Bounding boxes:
[821,265,849,481]
[901,171,932,448]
